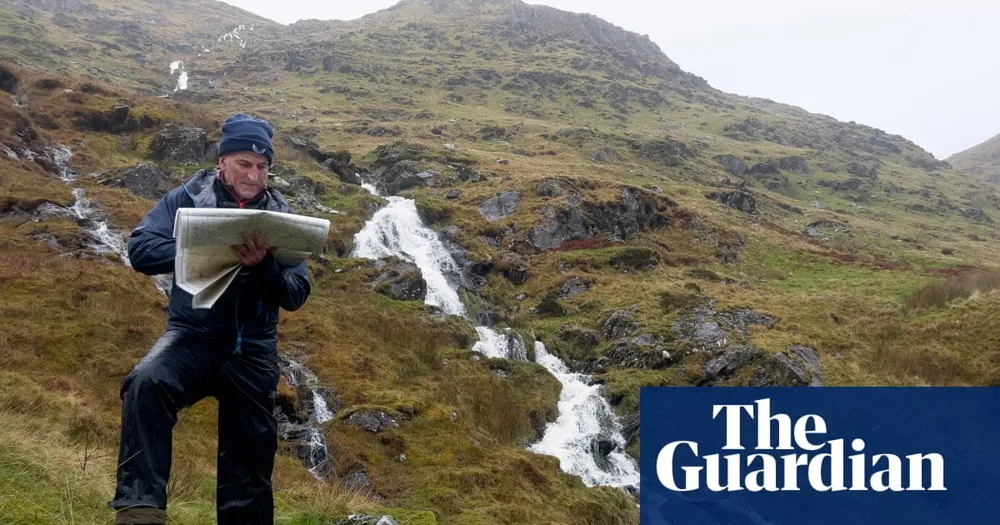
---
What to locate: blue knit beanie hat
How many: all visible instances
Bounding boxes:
[217,114,274,165]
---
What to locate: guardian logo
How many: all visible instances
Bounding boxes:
[639,388,1000,525]
[656,399,946,493]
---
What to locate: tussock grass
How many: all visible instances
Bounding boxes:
[903,271,1000,312]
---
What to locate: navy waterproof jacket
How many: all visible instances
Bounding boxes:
[127,169,311,355]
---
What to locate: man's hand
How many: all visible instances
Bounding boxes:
[233,230,277,268]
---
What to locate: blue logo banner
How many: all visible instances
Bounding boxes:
[639,387,1000,524]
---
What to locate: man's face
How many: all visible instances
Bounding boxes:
[219,151,269,201]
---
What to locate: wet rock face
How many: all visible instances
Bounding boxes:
[362,258,427,302]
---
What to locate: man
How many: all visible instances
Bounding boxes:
[108,114,311,525]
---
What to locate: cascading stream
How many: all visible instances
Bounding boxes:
[351,180,639,493]
[50,147,173,294]
[275,355,335,480]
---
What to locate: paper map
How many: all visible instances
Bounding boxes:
[172,208,330,309]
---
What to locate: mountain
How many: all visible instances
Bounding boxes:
[948,133,1000,182]
[3,0,1000,524]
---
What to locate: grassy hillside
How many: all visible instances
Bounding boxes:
[3,0,1000,523]
[948,132,1000,182]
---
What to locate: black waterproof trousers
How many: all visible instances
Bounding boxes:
[109,328,280,524]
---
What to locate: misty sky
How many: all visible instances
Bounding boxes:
[219,0,999,160]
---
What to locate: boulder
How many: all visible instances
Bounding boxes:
[803,220,847,239]
[604,340,677,370]
[778,156,809,173]
[319,150,361,185]
[701,345,762,384]
[0,64,18,94]
[536,178,573,198]
[478,190,523,222]
[748,161,779,175]
[706,191,757,214]
[559,276,591,299]
[110,104,129,126]
[364,258,427,302]
[714,154,746,175]
[98,163,174,200]
[347,410,397,433]
[602,310,640,340]
[282,133,331,164]
[499,251,530,284]
[149,124,209,164]
[375,160,425,195]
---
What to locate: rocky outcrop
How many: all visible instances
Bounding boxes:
[362,258,427,302]
[528,187,673,251]
[347,410,398,433]
[97,163,174,200]
[672,301,774,350]
[705,191,756,214]
[268,171,339,215]
[700,344,824,386]
[629,137,695,167]
[478,190,523,222]
[283,134,362,184]
[334,515,399,525]
[559,276,591,298]
[603,337,679,370]
[499,251,530,284]
[557,325,600,352]
[803,220,848,239]
[149,124,210,164]
[602,309,641,340]
[715,154,746,175]
[434,225,492,290]
[847,158,882,179]
[778,156,809,173]
[693,225,745,266]
[374,160,426,195]
[0,64,18,93]
[536,178,574,198]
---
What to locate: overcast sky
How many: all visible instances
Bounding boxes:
[219,0,998,160]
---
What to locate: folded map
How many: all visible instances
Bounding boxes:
[172,208,330,309]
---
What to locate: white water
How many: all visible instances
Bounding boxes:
[217,24,249,48]
[529,342,640,489]
[472,326,527,361]
[277,355,334,480]
[50,147,172,295]
[353,194,466,316]
[69,188,131,260]
[351,180,639,492]
[169,61,187,92]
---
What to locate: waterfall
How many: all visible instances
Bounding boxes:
[275,355,336,480]
[352,193,466,316]
[50,147,172,295]
[351,180,639,493]
[529,341,639,490]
